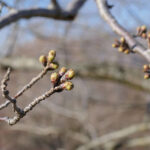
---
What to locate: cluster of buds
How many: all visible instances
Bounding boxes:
[136,25,150,48]
[143,64,150,79]
[112,37,132,54]
[137,25,148,39]
[39,50,59,70]
[39,50,75,91]
[50,67,75,91]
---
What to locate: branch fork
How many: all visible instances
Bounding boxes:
[0,50,75,125]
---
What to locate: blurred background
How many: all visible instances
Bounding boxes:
[0,0,150,150]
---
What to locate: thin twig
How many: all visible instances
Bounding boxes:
[0,66,49,110]
[0,0,87,29]
[1,86,61,125]
[14,66,49,99]
[1,67,11,98]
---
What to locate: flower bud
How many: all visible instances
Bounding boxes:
[47,55,54,62]
[49,50,56,57]
[65,69,75,80]
[120,37,125,43]
[62,81,74,91]
[59,67,67,76]
[124,49,130,54]
[39,55,47,66]
[112,43,118,48]
[49,62,59,70]
[50,72,59,83]
[48,50,56,62]
[118,47,124,52]
[141,25,147,32]
[144,73,150,79]
[143,64,149,72]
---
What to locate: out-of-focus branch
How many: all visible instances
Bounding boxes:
[95,0,150,62]
[4,23,19,57]
[103,136,150,150]
[125,136,150,149]
[0,66,50,111]
[42,102,86,122]
[0,0,87,29]
[50,0,61,10]
[66,0,86,16]
[10,124,90,144]
[0,57,149,92]
[0,0,14,10]
[77,122,150,150]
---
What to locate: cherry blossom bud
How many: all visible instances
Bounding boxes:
[39,55,47,66]
[50,72,59,83]
[61,81,74,91]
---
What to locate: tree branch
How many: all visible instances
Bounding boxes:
[0,51,75,125]
[50,0,61,10]
[77,122,150,150]
[0,0,87,29]
[95,0,150,62]
[10,124,90,144]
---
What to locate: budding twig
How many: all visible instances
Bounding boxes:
[112,37,133,54]
[0,50,75,125]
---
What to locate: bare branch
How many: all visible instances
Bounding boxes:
[0,0,87,29]
[103,136,150,150]
[95,0,150,62]
[0,0,14,10]
[0,50,75,125]
[67,0,87,16]
[10,124,89,143]
[1,67,11,98]
[77,122,150,150]
[4,86,60,126]
[0,66,49,110]
[50,0,61,10]
[125,136,150,149]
